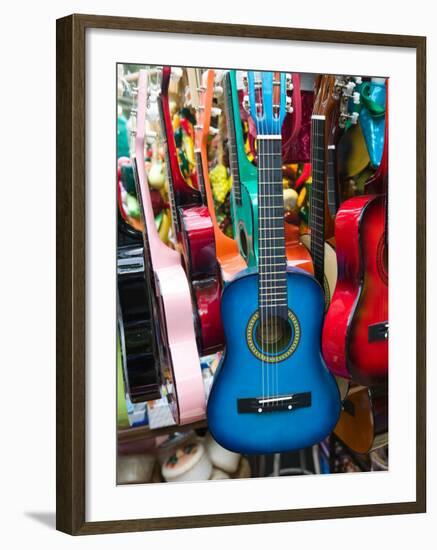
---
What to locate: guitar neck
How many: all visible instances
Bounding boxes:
[257,137,288,319]
[310,115,326,288]
[158,97,180,235]
[224,72,242,205]
[194,149,208,207]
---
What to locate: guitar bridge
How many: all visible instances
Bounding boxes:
[368,321,389,342]
[237,392,311,414]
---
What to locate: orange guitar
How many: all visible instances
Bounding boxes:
[188,68,247,282]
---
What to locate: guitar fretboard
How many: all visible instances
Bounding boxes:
[310,116,326,288]
[257,137,288,320]
[327,145,339,217]
[158,97,180,235]
[195,150,208,206]
[224,72,242,205]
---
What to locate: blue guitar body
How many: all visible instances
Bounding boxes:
[207,267,341,454]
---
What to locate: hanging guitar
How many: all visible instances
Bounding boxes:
[117,232,162,403]
[134,69,206,425]
[322,82,389,385]
[159,66,223,355]
[227,70,313,273]
[334,383,388,454]
[116,159,161,403]
[188,68,247,282]
[301,75,361,307]
[225,69,259,267]
[207,71,340,454]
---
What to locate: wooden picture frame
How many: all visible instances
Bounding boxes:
[56,13,426,535]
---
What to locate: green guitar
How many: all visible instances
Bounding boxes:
[225,70,258,267]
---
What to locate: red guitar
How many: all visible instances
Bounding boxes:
[159,66,224,355]
[322,82,388,385]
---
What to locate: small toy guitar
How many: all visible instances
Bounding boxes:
[188,68,247,282]
[116,173,161,404]
[159,67,224,354]
[134,69,206,424]
[301,75,360,306]
[117,235,161,403]
[334,384,388,454]
[322,86,388,385]
[226,70,313,274]
[225,70,258,267]
[207,71,340,454]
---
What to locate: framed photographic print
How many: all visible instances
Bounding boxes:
[56,13,426,535]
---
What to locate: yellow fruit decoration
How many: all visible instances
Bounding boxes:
[158,209,171,244]
[210,164,232,204]
[283,188,299,212]
[297,186,307,209]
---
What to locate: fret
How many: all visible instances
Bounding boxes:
[195,151,207,206]
[256,134,288,313]
[258,245,285,250]
[259,297,288,303]
[310,117,326,280]
[158,98,180,235]
[224,72,242,205]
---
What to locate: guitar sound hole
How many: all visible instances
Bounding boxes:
[255,315,293,355]
[239,226,248,259]
[377,233,388,285]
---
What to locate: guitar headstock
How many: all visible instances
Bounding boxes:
[160,65,171,97]
[247,71,287,136]
[312,75,338,120]
[187,68,222,151]
[313,74,360,143]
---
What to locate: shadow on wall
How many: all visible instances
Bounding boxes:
[25,511,56,529]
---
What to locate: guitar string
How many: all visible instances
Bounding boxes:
[272,71,278,407]
[250,70,265,408]
[275,72,284,407]
[261,70,269,407]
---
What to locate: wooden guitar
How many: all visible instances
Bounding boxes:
[159,66,223,355]
[334,384,388,454]
[301,75,361,307]
[134,69,206,424]
[226,70,313,273]
[207,71,340,454]
[116,218,161,403]
[188,68,247,282]
[322,87,388,385]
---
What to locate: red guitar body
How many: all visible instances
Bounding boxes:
[322,194,388,385]
[160,67,223,354]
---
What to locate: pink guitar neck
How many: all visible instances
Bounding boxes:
[134,70,206,424]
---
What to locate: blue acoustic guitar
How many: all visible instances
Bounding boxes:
[207,71,340,454]
[225,70,258,267]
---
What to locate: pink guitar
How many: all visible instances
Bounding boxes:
[134,69,206,425]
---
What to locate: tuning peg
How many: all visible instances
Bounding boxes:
[354,76,363,85]
[214,85,223,97]
[242,94,250,113]
[350,112,359,125]
[285,96,294,113]
[345,81,356,95]
[286,74,294,91]
[353,91,360,104]
[211,107,222,117]
[171,67,183,81]
[209,126,219,136]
